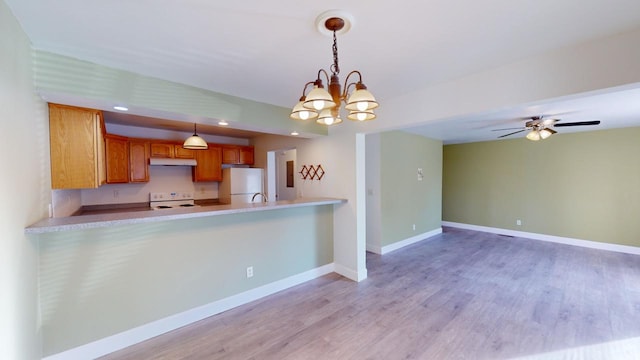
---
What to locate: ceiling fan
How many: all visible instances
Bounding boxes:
[493,116,601,141]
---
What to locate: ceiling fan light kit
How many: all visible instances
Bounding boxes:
[496,116,600,141]
[290,10,379,126]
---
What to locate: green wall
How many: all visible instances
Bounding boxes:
[443,127,640,247]
[37,206,333,356]
[0,2,47,359]
[379,131,442,246]
[34,50,328,137]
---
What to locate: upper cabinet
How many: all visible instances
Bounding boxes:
[239,146,254,165]
[174,146,195,159]
[193,145,222,182]
[129,139,150,183]
[222,145,254,165]
[150,142,195,159]
[49,104,106,189]
[48,103,252,187]
[101,136,150,184]
[105,134,130,184]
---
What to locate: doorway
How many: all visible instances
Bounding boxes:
[266,148,297,201]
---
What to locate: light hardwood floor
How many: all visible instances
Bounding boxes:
[101,227,640,359]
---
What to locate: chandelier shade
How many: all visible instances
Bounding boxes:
[290,96,319,121]
[347,109,376,121]
[345,86,379,112]
[290,11,378,126]
[317,108,343,125]
[303,85,335,111]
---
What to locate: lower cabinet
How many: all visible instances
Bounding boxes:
[105,134,130,184]
[193,145,222,182]
[129,140,150,182]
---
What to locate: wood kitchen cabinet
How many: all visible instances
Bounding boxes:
[49,103,106,189]
[129,139,150,182]
[239,146,254,164]
[193,145,222,182]
[105,134,130,184]
[222,145,254,165]
[174,146,195,159]
[150,142,195,159]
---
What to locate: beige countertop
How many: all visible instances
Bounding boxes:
[26,197,347,234]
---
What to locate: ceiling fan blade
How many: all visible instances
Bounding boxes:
[553,120,601,127]
[498,129,526,138]
[491,127,525,131]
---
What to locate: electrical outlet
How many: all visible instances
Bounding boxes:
[412,224,416,231]
[516,219,522,226]
[246,266,254,278]
[417,168,424,181]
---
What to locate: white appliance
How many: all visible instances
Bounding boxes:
[219,168,264,204]
[149,192,198,210]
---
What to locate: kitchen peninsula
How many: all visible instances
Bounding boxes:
[26,197,345,233]
[30,194,344,358]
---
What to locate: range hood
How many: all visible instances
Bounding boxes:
[150,158,197,166]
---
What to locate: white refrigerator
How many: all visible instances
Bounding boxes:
[219,168,264,204]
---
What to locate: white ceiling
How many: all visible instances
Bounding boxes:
[7,0,640,143]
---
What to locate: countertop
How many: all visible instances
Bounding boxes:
[26,197,347,234]
[73,199,225,216]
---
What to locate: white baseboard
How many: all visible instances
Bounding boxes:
[367,228,443,255]
[366,243,381,254]
[334,263,367,282]
[43,263,336,360]
[442,221,640,255]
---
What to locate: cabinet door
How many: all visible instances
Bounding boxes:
[129,140,150,182]
[222,146,239,164]
[239,146,254,165]
[105,134,130,183]
[193,146,222,182]
[96,112,106,186]
[150,142,174,158]
[49,103,105,189]
[174,145,195,159]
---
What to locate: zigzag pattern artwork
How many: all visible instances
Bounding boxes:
[299,165,325,180]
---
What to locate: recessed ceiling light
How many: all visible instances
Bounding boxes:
[113,106,128,111]
[218,120,229,126]
[291,131,299,136]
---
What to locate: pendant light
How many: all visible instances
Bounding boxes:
[290,10,378,126]
[183,123,208,150]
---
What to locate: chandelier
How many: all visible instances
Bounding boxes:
[290,11,378,126]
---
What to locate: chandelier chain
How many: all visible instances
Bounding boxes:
[330,30,340,75]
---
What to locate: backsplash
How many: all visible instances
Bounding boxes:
[81,166,219,206]
[51,189,82,217]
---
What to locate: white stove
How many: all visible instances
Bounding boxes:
[149,192,198,210]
